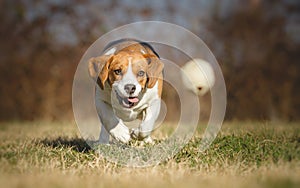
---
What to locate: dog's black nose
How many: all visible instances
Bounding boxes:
[124,84,136,95]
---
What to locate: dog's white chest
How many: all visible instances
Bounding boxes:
[113,106,143,122]
[97,82,159,123]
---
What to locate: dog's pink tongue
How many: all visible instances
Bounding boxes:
[128,97,139,103]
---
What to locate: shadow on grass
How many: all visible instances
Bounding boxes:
[39,137,91,153]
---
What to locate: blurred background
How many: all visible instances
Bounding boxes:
[0,0,299,122]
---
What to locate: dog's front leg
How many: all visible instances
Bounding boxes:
[134,99,161,143]
[96,100,131,144]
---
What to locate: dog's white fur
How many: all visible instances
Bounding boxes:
[95,81,160,144]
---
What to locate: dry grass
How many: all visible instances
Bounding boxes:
[0,121,299,188]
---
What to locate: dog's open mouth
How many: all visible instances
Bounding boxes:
[115,91,140,108]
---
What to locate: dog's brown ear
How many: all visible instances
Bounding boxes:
[144,54,164,88]
[88,55,113,89]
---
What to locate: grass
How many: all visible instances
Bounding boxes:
[0,121,299,188]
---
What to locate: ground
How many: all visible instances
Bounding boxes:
[0,121,299,188]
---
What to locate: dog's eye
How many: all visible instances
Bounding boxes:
[137,70,145,77]
[114,69,122,75]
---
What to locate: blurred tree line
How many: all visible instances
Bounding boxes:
[0,0,299,121]
[208,1,300,120]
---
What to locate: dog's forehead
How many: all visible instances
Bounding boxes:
[112,52,148,66]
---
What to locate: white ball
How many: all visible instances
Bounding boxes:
[181,59,215,96]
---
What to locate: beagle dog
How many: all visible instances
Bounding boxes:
[88,39,164,144]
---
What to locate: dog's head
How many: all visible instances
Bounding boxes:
[88,41,163,108]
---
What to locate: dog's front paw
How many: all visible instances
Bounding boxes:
[130,128,140,140]
[143,136,154,144]
[109,123,131,143]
